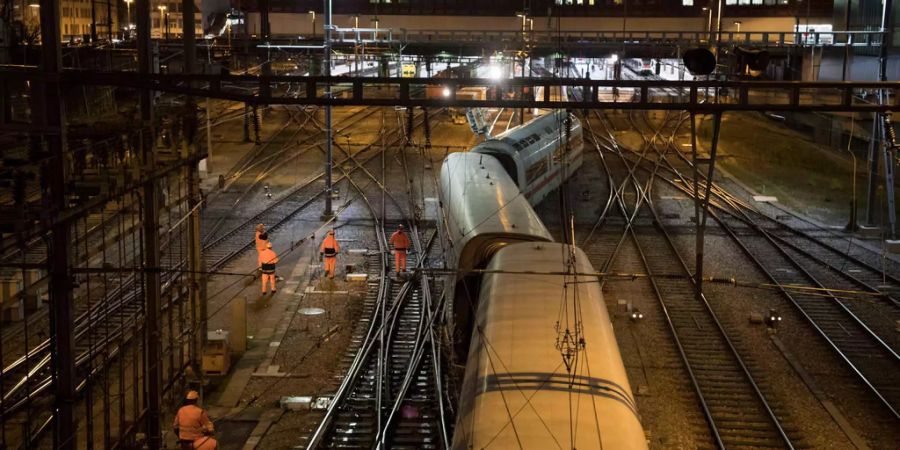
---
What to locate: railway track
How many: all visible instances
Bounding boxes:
[615,109,900,419]
[0,106,413,441]
[583,111,799,448]
[202,105,379,244]
[306,119,449,448]
[200,107,435,272]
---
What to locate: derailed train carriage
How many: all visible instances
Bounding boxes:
[439,110,648,448]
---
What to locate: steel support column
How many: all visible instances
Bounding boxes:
[182,0,206,383]
[259,0,271,100]
[137,0,152,121]
[141,153,163,450]
[865,0,894,227]
[691,111,722,303]
[865,117,881,225]
[37,1,75,448]
[323,0,334,218]
[136,0,162,447]
[881,113,897,238]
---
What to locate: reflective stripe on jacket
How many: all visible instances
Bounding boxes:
[320,235,340,256]
[258,249,278,273]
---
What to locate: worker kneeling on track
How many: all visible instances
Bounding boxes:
[173,390,217,449]
[319,229,341,279]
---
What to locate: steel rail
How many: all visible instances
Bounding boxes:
[201,105,378,244]
[654,127,900,309]
[618,112,900,419]
[376,128,448,448]
[202,108,433,271]
[590,111,795,448]
[305,114,434,449]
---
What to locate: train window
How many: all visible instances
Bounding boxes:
[526,158,548,184]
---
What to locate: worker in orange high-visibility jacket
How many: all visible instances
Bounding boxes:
[173,391,217,450]
[389,224,411,274]
[319,229,340,279]
[258,242,278,294]
[255,223,268,253]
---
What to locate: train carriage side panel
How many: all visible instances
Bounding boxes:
[439,151,552,360]
[453,242,648,450]
[480,111,584,206]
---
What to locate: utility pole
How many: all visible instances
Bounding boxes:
[864,0,895,228]
[182,0,206,388]
[35,1,76,448]
[136,0,163,447]
[323,0,334,218]
[90,0,97,42]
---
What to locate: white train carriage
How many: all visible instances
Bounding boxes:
[453,242,649,450]
[472,110,584,207]
[440,110,585,359]
[440,151,552,356]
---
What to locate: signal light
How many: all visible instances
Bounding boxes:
[682,48,716,76]
[630,308,644,321]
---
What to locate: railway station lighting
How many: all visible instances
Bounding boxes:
[442,86,452,98]
[608,53,619,63]
[488,65,503,80]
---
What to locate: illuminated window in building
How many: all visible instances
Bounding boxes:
[738,0,751,4]
[752,0,762,4]
[726,0,737,3]
[683,0,693,5]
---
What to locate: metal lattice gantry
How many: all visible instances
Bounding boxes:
[0,69,896,113]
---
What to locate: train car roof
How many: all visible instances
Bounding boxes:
[472,111,580,161]
[440,152,551,263]
[454,242,648,450]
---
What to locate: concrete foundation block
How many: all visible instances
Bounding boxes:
[280,396,313,411]
[858,225,881,237]
[885,240,900,254]
[346,273,368,282]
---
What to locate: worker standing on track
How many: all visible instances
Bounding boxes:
[255,223,268,254]
[389,224,411,275]
[258,242,278,294]
[319,229,340,279]
[173,391,217,450]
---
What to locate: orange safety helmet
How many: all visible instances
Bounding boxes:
[185,390,199,401]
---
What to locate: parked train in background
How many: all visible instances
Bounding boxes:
[625,58,657,76]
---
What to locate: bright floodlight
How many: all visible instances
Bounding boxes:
[442,87,451,98]
[608,54,619,63]
[488,65,503,80]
